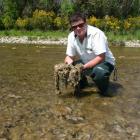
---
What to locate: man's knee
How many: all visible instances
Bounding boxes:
[91,66,109,81]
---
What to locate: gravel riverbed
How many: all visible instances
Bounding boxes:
[0,45,140,140]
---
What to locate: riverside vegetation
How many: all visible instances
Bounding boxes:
[0,1,139,44]
[0,11,139,45]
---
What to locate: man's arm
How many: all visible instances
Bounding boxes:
[83,53,105,69]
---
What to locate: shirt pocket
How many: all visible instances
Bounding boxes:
[85,45,94,54]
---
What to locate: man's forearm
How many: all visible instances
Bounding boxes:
[83,53,105,69]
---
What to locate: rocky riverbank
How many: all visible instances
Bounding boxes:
[0,36,140,47]
[0,36,67,45]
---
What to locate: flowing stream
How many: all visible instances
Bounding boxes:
[0,44,140,140]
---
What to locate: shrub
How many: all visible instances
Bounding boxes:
[15,17,29,29]
[87,17,107,31]
[87,16,97,26]
[88,16,122,33]
[123,16,140,32]
[2,15,14,29]
[31,9,55,30]
[54,16,69,30]
[54,17,62,29]
[104,16,121,32]
[95,19,106,30]
[60,16,69,30]
[0,18,4,30]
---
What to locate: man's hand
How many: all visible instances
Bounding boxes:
[64,56,74,65]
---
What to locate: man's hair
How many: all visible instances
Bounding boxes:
[69,12,86,24]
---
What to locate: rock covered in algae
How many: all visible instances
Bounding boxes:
[54,63,83,95]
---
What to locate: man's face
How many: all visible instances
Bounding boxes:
[71,19,87,39]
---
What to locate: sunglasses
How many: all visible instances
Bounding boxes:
[71,23,85,30]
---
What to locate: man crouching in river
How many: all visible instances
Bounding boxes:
[64,12,115,96]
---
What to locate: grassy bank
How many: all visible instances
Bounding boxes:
[106,30,140,42]
[0,30,69,39]
[0,29,140,42]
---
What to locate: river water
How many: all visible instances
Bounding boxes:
[0,44,140,140]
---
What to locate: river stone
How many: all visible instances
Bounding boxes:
[54,63,83,95]
[50,104,72,118]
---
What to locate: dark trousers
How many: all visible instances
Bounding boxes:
[91,61,114,95]
[73,60,114,95]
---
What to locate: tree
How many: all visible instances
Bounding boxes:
[38,0,60,14]
[60,0,75,16]
[73,0,140,18]
[2,0,18,28]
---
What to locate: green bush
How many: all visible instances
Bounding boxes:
[31,9,55,30]
[60,0,75,17]
[54,17,62,29]
[87,15,140,33]
[2,15,14,29]
[104,16,121,32]
[54,16,69,30]
[1,7,139,34]
[15,17,29,29]
[123,16,140,32]
[0,18,4,29]
[87,16,97,26]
